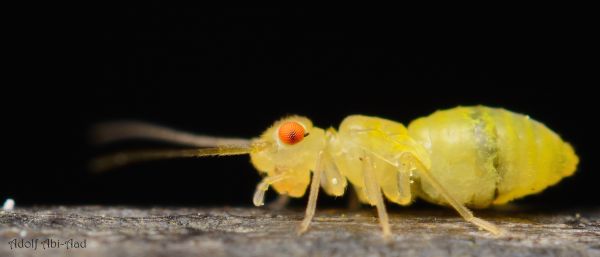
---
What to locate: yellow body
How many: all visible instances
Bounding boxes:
[409,106,578,208]
[94,105,580,237]
[250,106,579,208]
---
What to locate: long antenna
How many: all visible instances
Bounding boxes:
[91,121,251,147]
[90,145,254,173]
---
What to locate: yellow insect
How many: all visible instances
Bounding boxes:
[92,106,579,239]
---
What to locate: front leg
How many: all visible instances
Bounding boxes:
[297,151,325,235]
[253,173,287,206]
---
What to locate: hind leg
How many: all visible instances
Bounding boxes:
[405,153,504,235]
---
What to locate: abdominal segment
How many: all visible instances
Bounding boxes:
[408,107,499,208]
[408,106,579,208]
[488,108,578,204]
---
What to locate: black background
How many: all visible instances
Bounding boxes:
[5,7,597,209]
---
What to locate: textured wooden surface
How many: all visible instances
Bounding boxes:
[0,206,598,257]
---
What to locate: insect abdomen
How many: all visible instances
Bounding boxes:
[408,107,499,208]
[488,107,579,204]
[408,106,579,208]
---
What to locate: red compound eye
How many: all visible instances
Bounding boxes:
[278,121,306,145]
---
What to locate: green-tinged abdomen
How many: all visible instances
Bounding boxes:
[408,106,579,208]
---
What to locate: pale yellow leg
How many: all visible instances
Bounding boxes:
[396,153,414,205]
[347,186,362,211]
[410,155,504,235]
[253,174,286,207]
[362,154,392,240]
[267,195,290,210]
[297,151,325,235]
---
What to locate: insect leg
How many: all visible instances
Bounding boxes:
[346,186,362,211]
[319,152,347,197]
[266,195,290,210]
[408,154,504,235]
[361,153,392,240]
[298,151,325,235]
[253,173,287,206]
[396,152,414,205]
